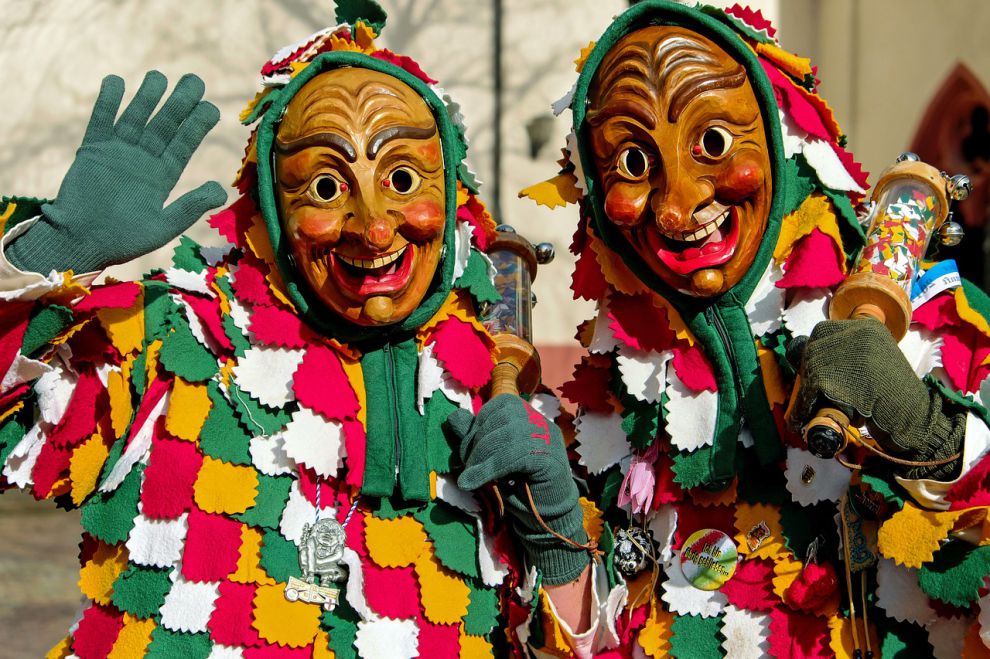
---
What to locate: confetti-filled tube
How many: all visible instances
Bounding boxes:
[482,232,535,345]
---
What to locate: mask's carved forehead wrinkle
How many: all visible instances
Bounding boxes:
[589,26,747,123]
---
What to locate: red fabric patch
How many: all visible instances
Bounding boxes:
[74,281,141,313]
[784,561,840,613]
[292,343,359,421]
[30,441,73,499]
[48,368,106,448]
[249,304,313,350]
[180,292,233,353]
[66,321,119,365]
[208,581,261,647]
[570,243,608,302]
[912,293,959,332]
[652,451,684,506]
[372,49,438,85]
[141,430,203,519]
[767,608,831,658]
[671,345,718,393]
[428,317,494,389]
[72,603,124,659]
[416,616,461,656]
[343,419,366,489]
[830,142,871,194]
[365,564,420,619]
[720,558,778,611]
[608,293,675,353]
[947,453,990,509]
[456,194,496,252]
[940,326,990,394]
[0,301,31,377]
[181,507,242,582]
[672,501,735,550]
[616,602,649,649]
[297,466,339,511]
[760,60,832,143]
[232,256,278,308]
[778,230,845,289]
[343,502,368,558]
[559,357,613,413]
[725,4,777,37]
[208,195,255,248]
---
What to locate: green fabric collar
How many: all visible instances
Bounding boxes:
[254,52,462,344]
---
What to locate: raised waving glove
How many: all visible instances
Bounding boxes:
[445,394,591,585]
[792,318,965,480]
[7,71,227,274]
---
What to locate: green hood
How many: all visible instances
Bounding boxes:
[253,52,467,344]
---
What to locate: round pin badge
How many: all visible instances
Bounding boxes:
[680,528,738,590]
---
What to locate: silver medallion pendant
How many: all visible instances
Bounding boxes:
[613,527,655,577]
[285,517,349,611]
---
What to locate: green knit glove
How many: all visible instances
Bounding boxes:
[793,318,965,480]
[445,394,591,585]
[7,71,227,274]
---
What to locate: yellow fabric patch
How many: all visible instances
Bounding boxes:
[107,614,155,659]
[537,587,575,656]
[97,290,145,356]
[231,526,276,586]
[339,352,366,428]
[41,272,90,307]
[579,496,604,542]
[956,287,990,342]
[252,582,322,648]
[312,631,336,659]
[353,21,378,50]
[0,200,16,235]
[589,229,650,297]
[365,514,428,568]
[755,42,814,82]
[638,602,674,657]
[734,503,786,560]
[692,480,738,507]
[878,503,963,568]
[417,290,494,352]
[165,377,212,442]
[145,339,163,386]
[774,194,845,266]
[69,432,110,506]
[459,630,494,658]
[771,553,803,600]
[574,40,597,72]
[415,550,471,625]
[107,359,133,439]
[518,174,582,209]
[45,636,72,659]
[244,212,295,309]
[0,401,24,426]
[827,614,879,659]
[757,343,788,407]
[193,456,259,515]
[78,542,129,606]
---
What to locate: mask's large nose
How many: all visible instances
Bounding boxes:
[651,161,714,234]
[344,185,396,252]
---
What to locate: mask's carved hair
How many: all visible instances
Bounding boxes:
[588,26,747,125]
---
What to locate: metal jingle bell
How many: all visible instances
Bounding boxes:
[612,527,655,577]
[939,220,965,246]
[948,174,972,202]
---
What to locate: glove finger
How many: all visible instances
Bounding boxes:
[163,181,228,233]
[163,101,221,173]
[82,75,125,145]
[140,74,206,156]
[115,71,168,144]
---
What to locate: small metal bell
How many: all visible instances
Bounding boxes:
[613,527,655,576]
[535,242,556,265]
[495,224,516,233]
[939,220,965,246]
[948,174,972,201]
[895,151,920,163]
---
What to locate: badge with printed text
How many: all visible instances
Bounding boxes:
[680,528,737,591]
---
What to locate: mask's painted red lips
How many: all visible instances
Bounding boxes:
[326,244,415,296]
[646,205,740,276]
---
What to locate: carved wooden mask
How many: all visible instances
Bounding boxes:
[587,26,772,297]
[275,68,445,326]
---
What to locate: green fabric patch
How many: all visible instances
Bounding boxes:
[670,613,723,658]
[21,304,73,358]
[464,580,500,636]
[455,250,500,306]
[457,163,481,195]
[859,473,906,513]
[781,156,817,218]
[335,0,387,34]
[879,615,933,658]
[597,467,624,513]
[170,235,207,273]
[0,410,28,468]
[229,382,291,436]
[145,628,212,659]
[259,530,300,582]
[918,541,990,607]
[823,187,866,262]
[131,350,148,398]
[414,500,480,579]
[369,495,426,520]
[81,464,144,544]
[158,313,219,382]
[322,598,361,659]
[671,447,714,489]
[110,564,173,618]
[424,392,458,474]
[221,314,251,358]
[199,382,252,464]
[235,474,292,530]
[142,280,181,345]
[779,501,831,558]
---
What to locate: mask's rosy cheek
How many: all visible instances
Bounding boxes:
[289,207,344,244]
[417,142,442,166]
[399,198,445,242]
[604,184,648,228]
[716,151,765,203]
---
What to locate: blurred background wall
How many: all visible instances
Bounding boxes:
[1,1,989,655]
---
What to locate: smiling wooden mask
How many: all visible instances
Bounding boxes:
[588,25,772,297]
[275,68,445,326]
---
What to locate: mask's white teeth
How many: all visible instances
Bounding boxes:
[669,205,730,242]
[336,245,407,270]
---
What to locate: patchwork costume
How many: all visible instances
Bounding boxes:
[0,8,614,658]
[524,2,990,656]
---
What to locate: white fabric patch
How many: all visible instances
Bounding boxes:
[100,390,169,493]
[207,646,245,659]
[2,424,45,488]
[36,365,77,426]
[279,482,332,545]
[738,424,756,449]
[802,137,866,194]
[876,558,936,627]
[232,345,304,409]
[227,297,252,335]
[417,343,472,414]
[165,268,215,298]
[617,345,671,404]
[249,433,295,476]
[552,83,576,116]
[2,353,52,392]
[341,547,373,619]
[647,504,678,564]
[200,244,234,267]
[589,294,618,354]
[354,617,419,659]
[574,411,630,474]
[782,288,830,338]
[720,605,771,659]
[566,131,587,193]
[660,552,728,618]
[452,220,474,281]
[0,218,74,300]
[898,329,943,378]
[126,511,189,569]
[784,447,852,506]
[530,392,562,422]
[172,293,216,354]
[927,614,971,659]
[435,474,481,514]
[159,574,220,634]
[477,518,511,588]
[664,366,717,452]
[280,408,345,479]
[745,262,786,337]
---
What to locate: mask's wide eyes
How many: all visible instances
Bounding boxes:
[386,166,421,194]
[308,174,345,203]
[698,126,733,159]
[617,147,650,180]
